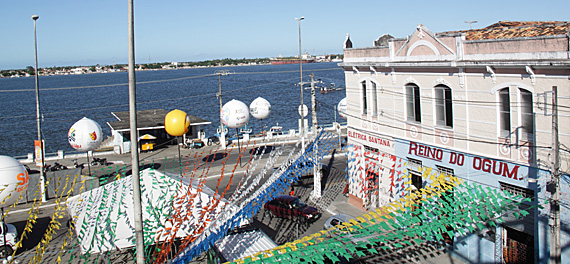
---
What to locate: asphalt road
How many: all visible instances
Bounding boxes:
[6,137,347,263]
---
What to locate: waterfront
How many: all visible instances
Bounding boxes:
[0,62,345,158]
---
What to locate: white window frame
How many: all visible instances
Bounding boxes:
[518,88,534,141]
[497,87,511,138]
[434,85,453,128]
[406,83,421,123]
[371,81,378,117]
[494,84,535,140]
[361,80,368,115]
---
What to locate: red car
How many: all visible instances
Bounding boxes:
[264,195,321,223]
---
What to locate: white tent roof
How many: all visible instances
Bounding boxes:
[214,229,277,262]
[66,169,234,254]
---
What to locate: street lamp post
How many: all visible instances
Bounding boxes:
[295,16,305,152]
[464,20,478,29]
[127,1,145,263]
[31,14,46,202]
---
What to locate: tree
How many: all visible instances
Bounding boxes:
[26,66,35,75]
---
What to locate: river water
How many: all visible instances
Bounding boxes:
[0,62,346,157]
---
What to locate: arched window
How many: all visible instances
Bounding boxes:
[406,83,421,122]
[371,81,378,117]
[519,88,534,139]
[435,85,453,127]
[361,81,367,115]
[498,87,511,137]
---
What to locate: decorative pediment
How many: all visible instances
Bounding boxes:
[433,78,452,87]
[404,77,419,86]
[395,24,456,57]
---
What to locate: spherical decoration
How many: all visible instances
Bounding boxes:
[68,117,103,151]
[221,99,250,128]
[0,155,29,207]
[165,109,191,137]
[249,97,271,120]
[337,98,347,119]
[298,104,308,118]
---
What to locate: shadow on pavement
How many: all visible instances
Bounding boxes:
[11,216,51,253]
[202,153,228,162]
[249,146,275,155]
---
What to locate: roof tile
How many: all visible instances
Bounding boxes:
[441,21,570,40]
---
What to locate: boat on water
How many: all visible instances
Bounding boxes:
[270,58,316,65]
[319,83,344,94]
[268,123,283,135]
[270,52,316,65]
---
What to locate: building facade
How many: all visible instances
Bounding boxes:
[340,21,570,263]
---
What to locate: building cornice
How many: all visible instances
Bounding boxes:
[340,59,570,69]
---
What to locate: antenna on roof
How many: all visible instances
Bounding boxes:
[465,20,478,29]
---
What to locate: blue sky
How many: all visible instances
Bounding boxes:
[1,0,568,70]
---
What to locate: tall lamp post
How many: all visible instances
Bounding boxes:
[31,14,46,202]
[127,1,145,263]
[295,16,305,152]
[464,20,478,29]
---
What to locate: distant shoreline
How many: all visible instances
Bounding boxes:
[1,56,343,79]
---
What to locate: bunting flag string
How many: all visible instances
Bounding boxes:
[233,168,540,264]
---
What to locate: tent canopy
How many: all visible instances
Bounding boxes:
[66,169,234,254]
[138,134,157,140]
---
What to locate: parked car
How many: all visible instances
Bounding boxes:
[207,136,220,146]
[288,161,330,186]
[323,214,355,230]
[0,222,18,258]
[264,195,321,223]
[288,161,329,177]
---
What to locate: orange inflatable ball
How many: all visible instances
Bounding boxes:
[165,109,191,136]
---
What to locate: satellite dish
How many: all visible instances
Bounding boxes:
[165,109,191,137]
[68,117,103,151]
[338,98,347,119]
[222,99,250,128]
[0,155,29,207]
[250,97,271,120]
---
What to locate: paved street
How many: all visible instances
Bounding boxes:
[8,136,467,263]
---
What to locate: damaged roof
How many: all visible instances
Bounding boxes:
[440,21,570,40]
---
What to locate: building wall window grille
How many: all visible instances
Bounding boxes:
[436,165,455,177]
[500,181,534,199]
[364,145,378,154]
[407,157,422,171]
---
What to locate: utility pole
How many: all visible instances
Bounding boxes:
[550,86,560,264]
[216,70,231,149]
[310,73,318,133]
[127,0,144,263]
[311,73,321,198]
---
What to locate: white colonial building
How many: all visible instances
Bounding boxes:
[340,21,570,263]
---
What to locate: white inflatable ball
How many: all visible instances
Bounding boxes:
[337,98,347,119]
[249,97,271,120]
[68,117,103,151]
[221,99,250,128]
[0,155,29,207]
